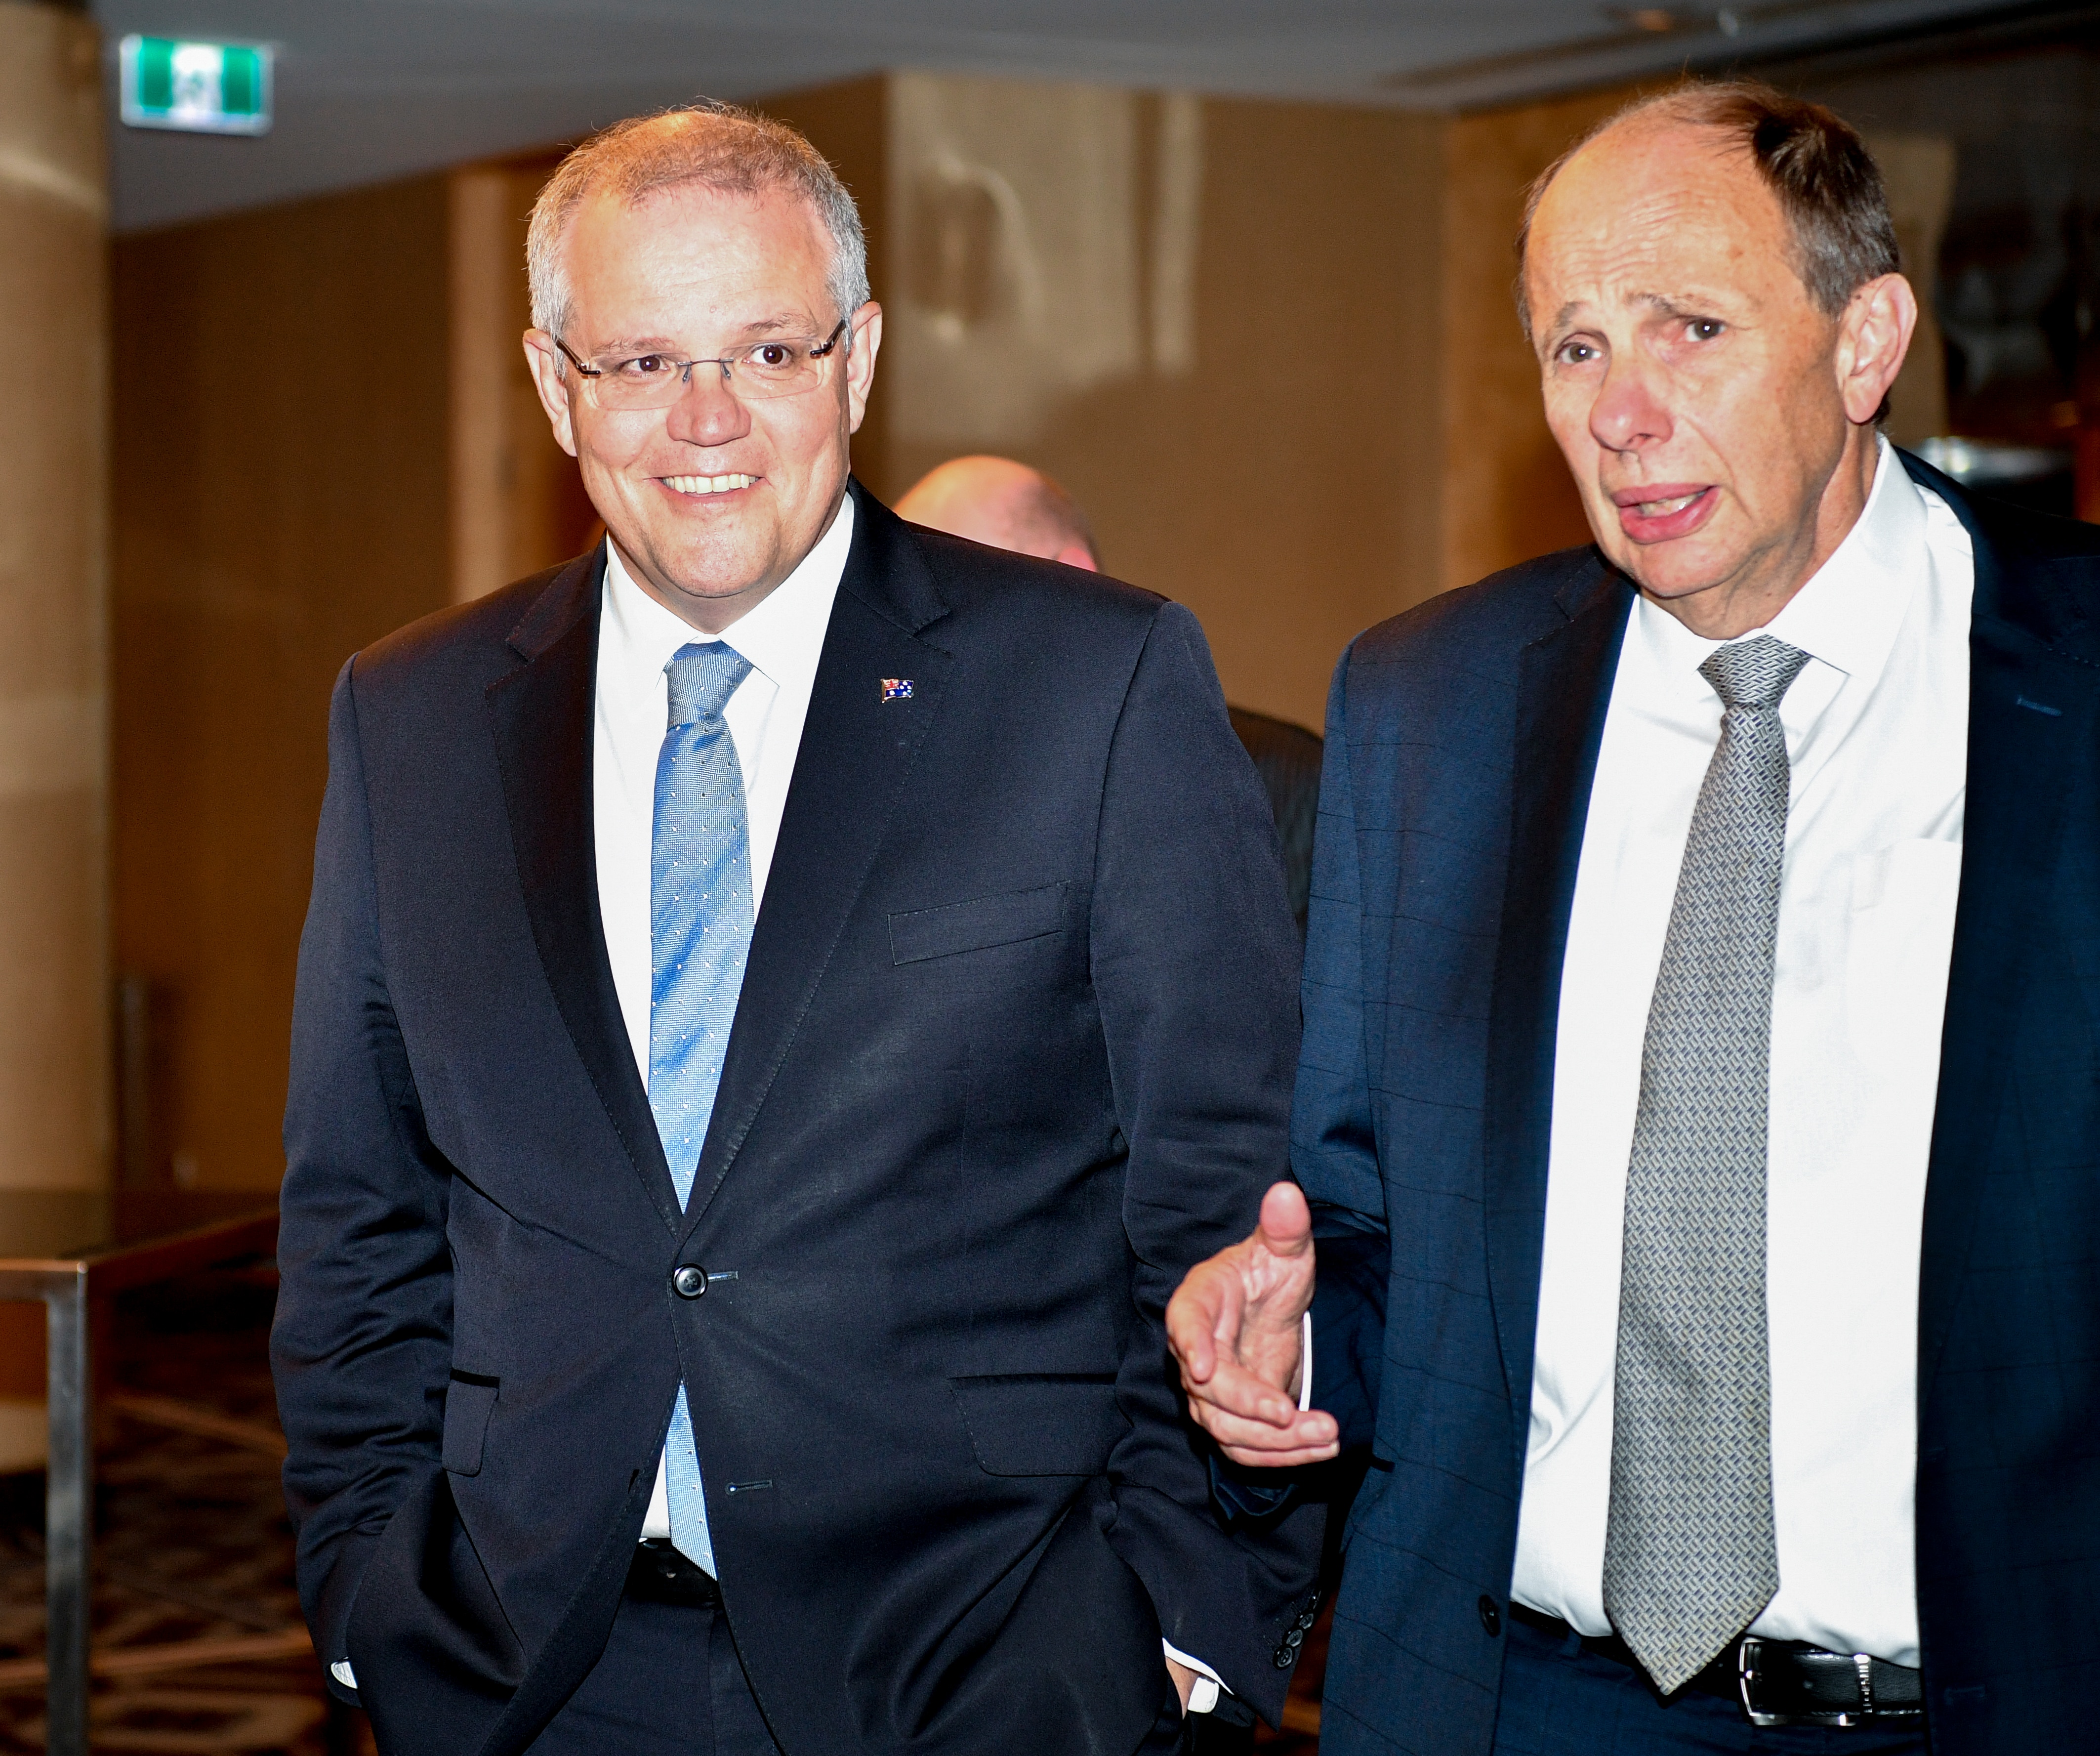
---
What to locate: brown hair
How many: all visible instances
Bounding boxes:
[1514,80,1899,338]
[526,99,868,350]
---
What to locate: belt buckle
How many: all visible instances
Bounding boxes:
[1736,1639,1872,1728]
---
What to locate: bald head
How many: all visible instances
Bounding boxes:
[895,457,1098,571]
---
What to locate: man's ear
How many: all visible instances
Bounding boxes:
[845,301,883,437]
[523,330,580,459]
[1837,273,1919,427]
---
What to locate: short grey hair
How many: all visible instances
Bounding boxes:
[526,99,870,355]
[1514,80,1899,340]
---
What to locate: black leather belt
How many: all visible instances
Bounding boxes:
[627,1540,722,1608]
[1508,1602,1923,1727]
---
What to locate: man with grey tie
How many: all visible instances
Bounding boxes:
[271,101,1318,1756]
[1168,81,2100,1754]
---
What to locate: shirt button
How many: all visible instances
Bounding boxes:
[1478,1595,1502,1637]
[672,1265,708,1299]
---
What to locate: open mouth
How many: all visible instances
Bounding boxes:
[1610,483,1718,542]
[1633,491,1702,517]
[663,473,757,496]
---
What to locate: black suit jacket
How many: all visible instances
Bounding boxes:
[1228,708,1323,938]
[271,484,1322,1756]
[1298,454,2100,1755]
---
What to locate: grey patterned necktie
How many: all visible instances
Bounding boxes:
[1602,632,1810,1696]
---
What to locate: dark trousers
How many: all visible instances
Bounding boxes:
[1491,1614,1930,1756]
[527,1587,1194,1755]
[527,1593,780,1756]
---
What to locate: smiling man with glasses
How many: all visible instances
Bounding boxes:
[271,100,1318,1756]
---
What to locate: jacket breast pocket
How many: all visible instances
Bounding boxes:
[442,1372,498,1476]
[949,1374,1129,1476]
[888,882,1069,965]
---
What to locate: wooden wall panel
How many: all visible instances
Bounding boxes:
[780,76,1443,734]
[0,0,110,1200]
[1441,86,1632,595]
[449,155,599,602]
[111,176,453,1191]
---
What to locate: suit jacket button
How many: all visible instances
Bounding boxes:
[1478,1595,1501,1637]
[1273,1646,1295,1669]
[673,1265,707,1300]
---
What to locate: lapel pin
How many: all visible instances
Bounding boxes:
[881,678,914,702]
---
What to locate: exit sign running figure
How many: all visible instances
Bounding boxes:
[120,36,273,136]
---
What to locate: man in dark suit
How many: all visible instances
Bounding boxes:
[894,457,1326,936]
[271,101,1318,1756]
[1167,82,2100,1755]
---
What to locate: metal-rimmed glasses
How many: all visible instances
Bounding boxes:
[553,320,847,409]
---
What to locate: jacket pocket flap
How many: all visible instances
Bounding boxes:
[949,1375,1128,1476]
[888,882,1069,965]
[442,1375,497,1476]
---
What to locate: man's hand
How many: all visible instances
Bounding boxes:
[1167,1182,1338,1466]
[1165,1656,1197,1714]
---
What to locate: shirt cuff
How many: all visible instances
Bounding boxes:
[1299,1311,1313,1412]
[1160,1640,1226,1713]
[330,1659,358,1690]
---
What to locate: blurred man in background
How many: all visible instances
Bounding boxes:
[899,457,1323,934]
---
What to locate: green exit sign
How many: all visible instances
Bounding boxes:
[119,36,273,136]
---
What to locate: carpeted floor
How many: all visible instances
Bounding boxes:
[0,1269,1328,1754]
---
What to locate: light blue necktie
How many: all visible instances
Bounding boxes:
[649,640,754,1576]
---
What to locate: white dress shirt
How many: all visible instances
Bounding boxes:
[1511,440,1974,1668]
[593,498,853,1541]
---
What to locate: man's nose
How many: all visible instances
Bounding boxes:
[665,366,751,448]
[1588,352,1673,455]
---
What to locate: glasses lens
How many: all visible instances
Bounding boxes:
[589,354,694,411]
[729,339,826,400]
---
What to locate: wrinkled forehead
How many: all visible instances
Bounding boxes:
[1526,119,1797,319]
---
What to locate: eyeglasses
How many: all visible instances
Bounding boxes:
[553,320,847,410]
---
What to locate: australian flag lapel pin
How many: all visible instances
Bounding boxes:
[881,678,914,702]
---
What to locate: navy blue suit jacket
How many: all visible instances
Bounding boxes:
[270,483,1322,1756]
[1299,454,2100,1756]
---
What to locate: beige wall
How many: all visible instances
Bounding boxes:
[835,76,1445,733]
[450,154,600,603]
[0,0,109,1396]
[1439,88,1626,593]
[0,1,110,1196]
[112,176,455,1192]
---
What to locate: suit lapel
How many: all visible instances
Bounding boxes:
[681,484,954,1230]
[1482,555,1631,1459]
[488,548,682,1233]
[1909,458,2100,1393]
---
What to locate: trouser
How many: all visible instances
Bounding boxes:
[527,1592,780,1756]
[1491,1613,1930,1756]
[527,1584,1196,1755]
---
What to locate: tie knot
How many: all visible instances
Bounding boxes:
[665,642,752,728]
[1698,634,1810,711]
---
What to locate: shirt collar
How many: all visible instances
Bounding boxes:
[1635,434,1927,696]
[600,492,856,707]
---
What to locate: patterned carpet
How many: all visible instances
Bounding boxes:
[0,1269,1327,1754]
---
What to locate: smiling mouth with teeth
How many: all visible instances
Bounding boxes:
[664,473,758,495]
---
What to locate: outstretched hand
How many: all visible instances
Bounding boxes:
[1166,1182,1338,1467]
